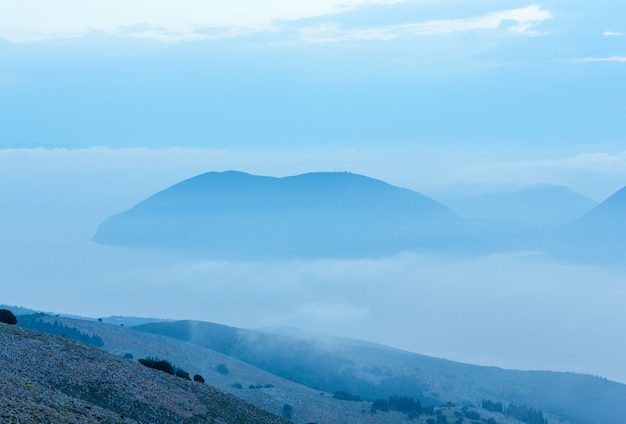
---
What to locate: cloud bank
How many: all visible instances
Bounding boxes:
[1,2,550,43]
[297,5,551,43]
[573,56,626,63]
[0,0,407,42]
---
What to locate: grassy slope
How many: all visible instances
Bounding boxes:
[133,319,626,424]
[0,323,290,424]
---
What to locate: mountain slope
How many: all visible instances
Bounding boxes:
[573,186,626,231]
[554,186,626,263]
[0,322,290,424]
[93,171,461,258]
[17,314,429,424]
[430,185,597,225]
[133,319,626,424]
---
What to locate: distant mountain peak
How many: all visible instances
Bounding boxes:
[574,185,626,227]
[93,170,460,259]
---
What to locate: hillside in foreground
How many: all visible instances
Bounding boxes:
[0,322,290,424]
[12,313,578,424]
[133,319,626,424]
[14,311,624,424]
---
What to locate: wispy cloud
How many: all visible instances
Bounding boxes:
[1,2,550,44]
[603,31,624,37]
[573,56,626,63]
[0,0,410,43]
[297,5,552,43]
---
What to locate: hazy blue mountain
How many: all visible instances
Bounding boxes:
[430,185,597,225]
[93,171,624,262]
[93,171,461,258]
[554,186,626,263]
[574,186,626,231]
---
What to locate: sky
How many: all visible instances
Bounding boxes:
[1,1,626,384]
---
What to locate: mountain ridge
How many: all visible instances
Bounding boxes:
[93,170,461,258]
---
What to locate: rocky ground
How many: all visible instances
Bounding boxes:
[0,322,290,424]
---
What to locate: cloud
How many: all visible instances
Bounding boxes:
[296,5,552,43]
[573,56,626,63]
[603,31,624,37]
[0,0,409,43]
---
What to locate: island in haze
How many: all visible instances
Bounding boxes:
[93,170,626,264]
[93,170,462,259]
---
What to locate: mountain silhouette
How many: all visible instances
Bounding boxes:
[93,171,461,258]
[574,186,626,230]
[430,184,597,225]
[553,186,626,263]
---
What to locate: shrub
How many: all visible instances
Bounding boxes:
[138,358,175,375]
[230,383,243,389]
[123,353,134,359]
[333,391,362,401]
[0,309,18,325]
[282,404,293,419]
[175,369,191,380]
[193,374,205,383]
[463,410,480,420]
[216,363,229,375]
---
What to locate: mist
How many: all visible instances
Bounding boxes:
[2,148,626,385]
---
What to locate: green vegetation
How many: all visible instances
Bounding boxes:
[371,395,433,419]
[18,314,103,347]
[282,404,293,419]
[333,390,362,401]
[137,357,196,383]
[463,409,480,420]
[138,358,175,375]
[193,374,205,383]
[482,400,504,413]
[506,403,547,424]
[0,309,18,325]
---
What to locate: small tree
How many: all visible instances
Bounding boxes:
[0,309,17,325]
[193,374,205,383]
[282,404,293,419]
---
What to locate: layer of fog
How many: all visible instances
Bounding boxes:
[2,147,626,384]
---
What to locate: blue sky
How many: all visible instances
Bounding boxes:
[1,1,625,152]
